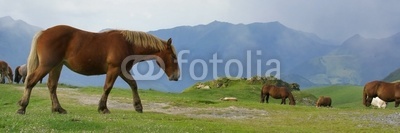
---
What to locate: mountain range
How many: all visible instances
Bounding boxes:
[1,16,399,92]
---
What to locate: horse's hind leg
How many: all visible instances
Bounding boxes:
[119,73,142,113]
[17,67,51,114]
[47,64,67,114]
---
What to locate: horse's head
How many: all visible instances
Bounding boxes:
[289,100,296,105]
[156,38,180,81]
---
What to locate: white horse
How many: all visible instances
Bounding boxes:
[371,97,387,109]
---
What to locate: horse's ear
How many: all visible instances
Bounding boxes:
[167,38,172,46]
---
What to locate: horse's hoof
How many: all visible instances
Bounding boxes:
[135,108,143,113]
[134,103,143,113]
[52,108,68,114]
[16,109,25,115]
[98,109,111,114]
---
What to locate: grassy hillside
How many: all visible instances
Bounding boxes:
[383,67,400,82]
[1,83,400,132]
[304,85,364,108]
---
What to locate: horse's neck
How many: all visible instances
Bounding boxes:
[133,46,161,56]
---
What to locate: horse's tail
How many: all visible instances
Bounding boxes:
[260,86,265,103]
[14,66,20,83]
[26,31,43,85]
[363,85,367,106]
[363,81,380,106]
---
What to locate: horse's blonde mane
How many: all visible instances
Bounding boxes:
[119,30,165,51]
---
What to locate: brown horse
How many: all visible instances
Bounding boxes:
[1,66,13,83]
[260,85,296,105]
[316,96,332,107]
[14,64,42,84]
[363,80,400,107]
[17,25,180,114]
[0,60,12,84]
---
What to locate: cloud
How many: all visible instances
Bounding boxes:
[1,0,399,42]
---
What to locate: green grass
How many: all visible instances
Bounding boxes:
[304,85,365,108]
[1,83,400,132]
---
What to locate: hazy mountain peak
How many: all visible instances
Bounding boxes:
[0,16,14,22]
[391,32,400,39]
[0,16,16,27]
[0,16,41,32]
[342,34,364,45]
[208,20,231,25]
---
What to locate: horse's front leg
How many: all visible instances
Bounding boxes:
[6,75,12,84]
[98,67,119,114]
[395,98,400,107]
[260,93,265,103]
[0,73,4,84]
[266,95,269,103]
[119,73,142,113]
[48,65,67,114]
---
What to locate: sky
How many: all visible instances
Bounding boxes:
[1,0,400,42]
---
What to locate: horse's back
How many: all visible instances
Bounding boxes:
[263,85,288,98]
[37,25,124,75]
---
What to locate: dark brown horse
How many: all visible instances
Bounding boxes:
[14,64,42,84]
[316,96,332,107]
[0,60,12,84]
[260,85,296,105]
[17,25,180,114]
[363,81,400,107]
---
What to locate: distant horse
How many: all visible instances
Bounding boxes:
[1,66,13,83]
[371,97,387,109]
[17,25,180,114]
[14,64,42,84]
[260,85,296,105]
[363,81,400,107]
[0,60,12,84]
[316,96,332,107]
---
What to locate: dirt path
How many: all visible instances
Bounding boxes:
[19,86,268,119]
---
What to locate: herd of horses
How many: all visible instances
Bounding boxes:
[260,80,399,109]
[0,61,33,84]
[1,24,400,115]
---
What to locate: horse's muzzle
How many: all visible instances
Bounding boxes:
[169,70,180,81]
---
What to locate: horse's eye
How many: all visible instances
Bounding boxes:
[171,55,177,59]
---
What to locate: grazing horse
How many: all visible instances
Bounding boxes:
[14,64,43,84]
[260,85,296,105]
[316,96,332,107]
[1,66,13,83]
[363,81,400,107]
[371,97,387,109]
[17,25,180,114]
[0,60,12,84]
